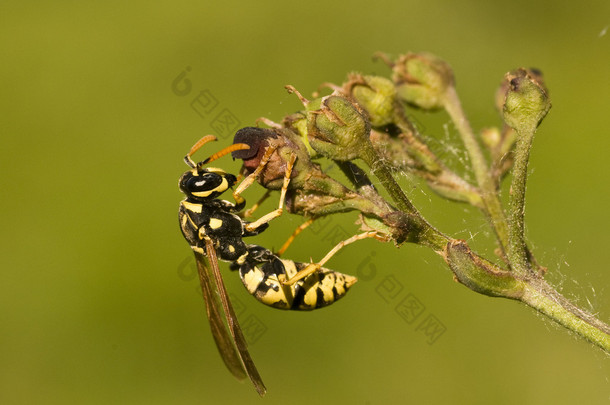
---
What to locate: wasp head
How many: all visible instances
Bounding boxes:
[179,167,237,201]
[179,135,247,201]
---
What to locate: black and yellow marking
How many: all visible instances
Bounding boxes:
[238,254,357,310]
[179,136,272,396]
[209,218,223,229]
[179,134,369,397]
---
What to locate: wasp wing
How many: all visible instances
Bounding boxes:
[194,251,246,380]
[194,239,266,396]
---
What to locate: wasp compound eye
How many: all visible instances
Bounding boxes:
[224,173,238,186]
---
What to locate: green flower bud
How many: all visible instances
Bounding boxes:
[345,74,397,127]
[500,68,551,132]
[283,85,324,158]
[495,68,545,113]
[306,93,372,161]
[281,111,316,156]
[391,52,455,110]
[481,127,501,150]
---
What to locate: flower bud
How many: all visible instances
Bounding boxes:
[307,93,372,161]
[232,127,277,173]
[282,86,325,158]
[480,127,501,151]
[344,74,396,127]
[281,112,317,157]
[495,68,545,113]
[232,126,354,200]
[232,126,310,189]
[390,52,455,110]
[499,68,551,132]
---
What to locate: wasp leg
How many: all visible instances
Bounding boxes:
[281,231,386,286]
[242,152,297,233]
[232,145,278,207]
[276,218,315,257]
[241,190,271,219]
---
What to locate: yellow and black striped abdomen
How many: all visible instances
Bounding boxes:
[239,257,357,310]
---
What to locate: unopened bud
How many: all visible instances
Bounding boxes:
[232,127,310,189]
[232,126,354,201]
[500,68,551,132]
[481,127,501,150]
[389,52,455,110]
[307,93,372,161]
[345,74,396,127]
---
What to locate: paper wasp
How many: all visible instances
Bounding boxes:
[178,135,375,396]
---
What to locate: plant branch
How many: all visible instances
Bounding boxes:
[443,239,610,354]
[234,55,608,355]
[442,86,510,255]
[521,278,610,352]
[506,126,535,274]
[359,142,418,215]
[502,70,551,276]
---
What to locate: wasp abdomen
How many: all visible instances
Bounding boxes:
[239,256,357,310]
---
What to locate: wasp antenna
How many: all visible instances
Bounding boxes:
[203,143,250,164]
[185,135,218,168]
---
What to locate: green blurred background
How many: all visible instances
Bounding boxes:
[2,1,609,404]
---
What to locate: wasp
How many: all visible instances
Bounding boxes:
[178,135,371,396]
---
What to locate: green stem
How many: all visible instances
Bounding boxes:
[520,278,610,353]
[444,239,610,354]
[392,108,484,207]
[391,106,443,172]
[359,142,418,215]
[507,126,535,274]
[358,142,448,248]
[442,86,510,255]
[350,143,610,354]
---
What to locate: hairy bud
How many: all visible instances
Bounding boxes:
[307,93,372,161]
[389,52,455,110]
[344,74,397,127]
[499,68,551,132]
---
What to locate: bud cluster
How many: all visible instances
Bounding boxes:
[228,52,551,248]
[195,52,610,357]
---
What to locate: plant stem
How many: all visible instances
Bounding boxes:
[389,108,484,208]
[358,142,448,248]
[443,239,610,354]
[520,277,610,353]
[442,86,510,255]
[359,142,418,215]
[506,126,535,274]
[391,106,443,172]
